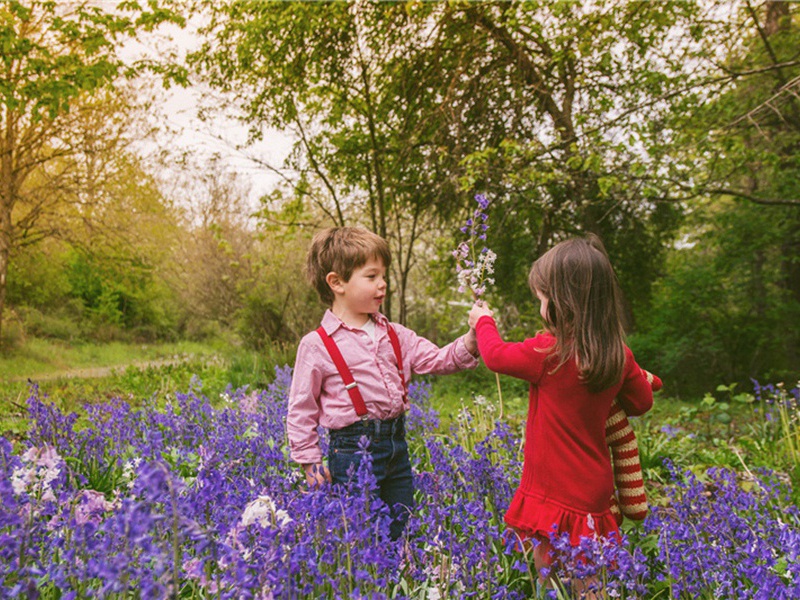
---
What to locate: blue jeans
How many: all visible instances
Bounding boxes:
[328,415,414,540]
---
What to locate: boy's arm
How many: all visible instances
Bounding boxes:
[287,337,326,466]
[392,323,479,376]
[464,327,479,357]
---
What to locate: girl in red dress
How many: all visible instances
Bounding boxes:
[468,234,654,584]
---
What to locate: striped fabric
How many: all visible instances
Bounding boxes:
[607,369,661,522]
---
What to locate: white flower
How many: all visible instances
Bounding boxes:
[12,444,62,501]
[11,467,31,495]
[122,457,142,490]
[453,195,496,298]
[240,495,292,529]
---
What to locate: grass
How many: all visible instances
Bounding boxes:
[0,337,221,380]
[0,336,298,438]
[0,337,706,441]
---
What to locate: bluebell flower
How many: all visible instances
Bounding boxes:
[453,194,496,297]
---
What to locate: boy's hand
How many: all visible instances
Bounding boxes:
[468,301,494,329]
[302,462,331,487]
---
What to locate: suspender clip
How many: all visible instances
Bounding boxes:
[345,382,358,390]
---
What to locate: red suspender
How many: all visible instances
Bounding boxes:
[316,323,408,419]
[316,326,368,417]
[385,325,408,402]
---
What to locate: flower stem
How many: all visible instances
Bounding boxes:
[495,372,504,420]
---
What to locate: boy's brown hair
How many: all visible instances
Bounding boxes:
[528,234,626,392]
[306,227,391,306]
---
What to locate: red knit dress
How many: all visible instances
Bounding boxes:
[474,316,654,545]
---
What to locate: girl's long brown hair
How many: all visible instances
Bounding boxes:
[528,234,626,392]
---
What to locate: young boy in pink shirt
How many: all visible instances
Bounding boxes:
[287,227,479,539]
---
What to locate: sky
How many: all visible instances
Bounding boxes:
[121,15,294,209]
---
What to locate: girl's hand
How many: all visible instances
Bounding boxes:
[302,462,331,488]
[468,301,494,329]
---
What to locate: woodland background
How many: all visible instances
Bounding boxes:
[2,0,799,399]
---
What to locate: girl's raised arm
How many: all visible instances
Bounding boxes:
[473,315,546,383]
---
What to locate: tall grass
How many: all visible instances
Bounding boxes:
[0,338,297,437]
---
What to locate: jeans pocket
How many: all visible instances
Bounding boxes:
[330,432,368,455]
[329,441,365,484]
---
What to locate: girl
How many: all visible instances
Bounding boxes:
[468,234,653,582]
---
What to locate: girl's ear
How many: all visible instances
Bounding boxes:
[325,271,345,296]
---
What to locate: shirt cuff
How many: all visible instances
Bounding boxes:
[290,447,323,465]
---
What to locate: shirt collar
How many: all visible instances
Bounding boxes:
[321,309,388,335]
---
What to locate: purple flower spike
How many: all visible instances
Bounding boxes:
[475,194,490,210]
[453,194,497,300]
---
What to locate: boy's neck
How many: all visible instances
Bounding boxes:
[331,304,371,328]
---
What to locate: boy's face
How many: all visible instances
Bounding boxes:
[330,256,387,320]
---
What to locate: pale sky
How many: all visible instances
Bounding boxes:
[121,15,294,208]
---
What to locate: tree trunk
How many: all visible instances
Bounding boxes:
[781,213,800,367]
[0,112,14,346]
[0,177,12,346]
[765,0,789,36]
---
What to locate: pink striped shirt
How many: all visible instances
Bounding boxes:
[287,310,479,464]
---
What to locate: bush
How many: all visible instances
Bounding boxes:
[0,311,25,351]
[17,306,82,342]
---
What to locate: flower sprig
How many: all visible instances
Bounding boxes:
[453,193,503,417]
[453,194,496,299]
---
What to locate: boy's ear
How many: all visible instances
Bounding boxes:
[325,271,345,295]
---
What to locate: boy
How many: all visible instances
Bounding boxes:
[287,227,479,539]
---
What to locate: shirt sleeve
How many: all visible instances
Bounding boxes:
[286,336,325,464]
[616,347,654,417]
[393,323,479,376]
[474,316,546,383]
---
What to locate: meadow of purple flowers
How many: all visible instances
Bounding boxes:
[1,368,799,599]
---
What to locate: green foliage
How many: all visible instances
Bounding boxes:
[635,200,800,397]
[6,240,73,311]
[0,0,183,346]
[234,225,321,350]
[66,249,177,340]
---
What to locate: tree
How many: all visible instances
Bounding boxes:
[190,1,500,323]
[190,2,726,329]
[0,0,180,343]
[636,1,800,394]
[170,156,258,332]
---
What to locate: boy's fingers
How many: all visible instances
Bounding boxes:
[303,463,330,487]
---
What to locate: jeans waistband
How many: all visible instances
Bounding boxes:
[331,414,405,438]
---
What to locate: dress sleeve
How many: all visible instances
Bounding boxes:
[286,336,325,464]
[616,347,654,417]
[474,316,546,383]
